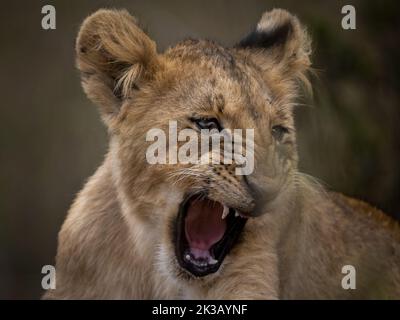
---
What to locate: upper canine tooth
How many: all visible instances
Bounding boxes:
[235,210,239,217]
[222,205,229,219]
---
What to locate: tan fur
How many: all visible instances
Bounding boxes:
[44,9,400,299]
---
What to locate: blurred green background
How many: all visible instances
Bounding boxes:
[0,0,399,299]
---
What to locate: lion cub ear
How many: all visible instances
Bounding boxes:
[237,9,311,84]
[76,9,159,125]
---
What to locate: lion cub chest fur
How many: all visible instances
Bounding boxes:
[45,9,400,299]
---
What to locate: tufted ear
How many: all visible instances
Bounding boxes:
[76,9,160,125]
[237,9,311,86]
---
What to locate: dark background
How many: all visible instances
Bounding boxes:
[1,0,399,299]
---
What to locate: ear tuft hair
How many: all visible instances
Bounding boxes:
[76,9,159,125]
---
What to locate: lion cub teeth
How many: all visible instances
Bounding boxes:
[235,210,247,218]
[222,205,230,219]
[209,257,218,265]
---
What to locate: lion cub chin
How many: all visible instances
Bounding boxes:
[44,9,400,300]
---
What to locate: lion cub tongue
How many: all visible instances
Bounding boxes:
[185,198,226,257]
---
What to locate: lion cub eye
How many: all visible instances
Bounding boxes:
[272,125,289,141]
[191,117,222,131]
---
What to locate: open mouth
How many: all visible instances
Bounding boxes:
[174,194,248,277]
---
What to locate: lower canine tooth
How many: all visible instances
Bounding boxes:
[209,257,218,265]
[222,205,229,219]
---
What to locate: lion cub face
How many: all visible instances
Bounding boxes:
[76,9,311,279]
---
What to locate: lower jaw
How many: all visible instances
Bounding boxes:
[174,196,248,277]
[181,249,221,277]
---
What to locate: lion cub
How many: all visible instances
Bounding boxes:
[45,9,400,299]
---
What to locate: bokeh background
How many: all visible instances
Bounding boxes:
[1,0,399,299]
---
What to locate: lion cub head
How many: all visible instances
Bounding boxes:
[76,9,311,279]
